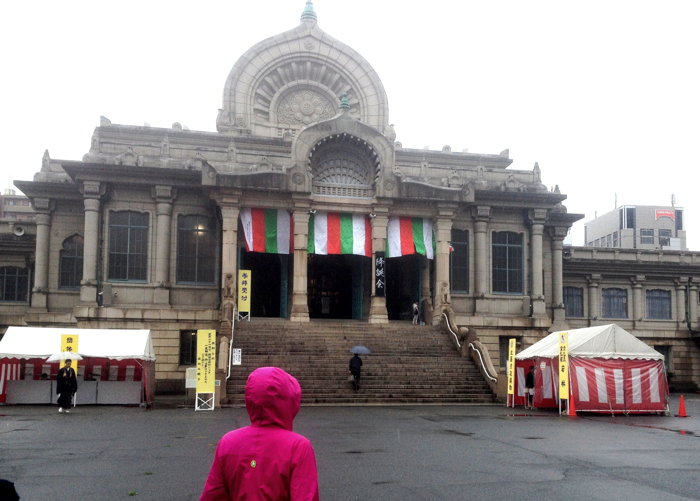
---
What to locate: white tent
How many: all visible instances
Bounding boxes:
[0,327,155,361]
[0,327,155,405]
[516,324,664,361]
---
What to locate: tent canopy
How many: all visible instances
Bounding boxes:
[0,327,155,361]
[515,324,663,361]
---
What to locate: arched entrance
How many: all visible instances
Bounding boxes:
[385,254,427,320]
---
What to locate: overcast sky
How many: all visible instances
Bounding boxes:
[2,1,699,248]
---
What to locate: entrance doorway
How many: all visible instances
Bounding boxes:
[240,251,290,318]
[385,254,425,320]
[308,254,370,319]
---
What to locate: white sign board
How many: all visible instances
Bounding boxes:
[232,348,242,366]
[185,367,197,388]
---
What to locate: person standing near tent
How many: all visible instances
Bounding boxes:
[56,359,78,413]
[525,365,535,409]
[349,353,363,391]
[200,367,319,501]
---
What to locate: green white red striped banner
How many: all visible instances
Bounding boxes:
[386,216,434,259]
[240,208,292,254]
[308,212,372,257]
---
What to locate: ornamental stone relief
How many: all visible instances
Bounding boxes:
[276,90,336,126]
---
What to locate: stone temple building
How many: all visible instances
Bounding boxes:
[5,2,699,395]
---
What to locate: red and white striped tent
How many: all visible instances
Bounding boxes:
[0,327,155,405]
[514,324,669,414]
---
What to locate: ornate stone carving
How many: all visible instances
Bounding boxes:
[277,89,335,126]
[292,172,305,185]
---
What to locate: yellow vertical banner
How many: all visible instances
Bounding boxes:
[558,331,569,400]
[238,270,251,315]
[61,334,79,372]
[506,338,516,396]
[196,330,216,394]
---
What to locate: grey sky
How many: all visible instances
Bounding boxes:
[2,1,698,248]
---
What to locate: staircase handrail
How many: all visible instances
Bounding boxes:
[227,306,237,381]
[441,310,498,385]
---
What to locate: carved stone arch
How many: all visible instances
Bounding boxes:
[308,133,380,198]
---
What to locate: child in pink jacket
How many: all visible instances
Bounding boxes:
[200,367,320,500]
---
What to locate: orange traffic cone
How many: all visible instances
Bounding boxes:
[676,395,688,418]
[568,396,577,416]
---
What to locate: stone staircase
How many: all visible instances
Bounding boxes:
[224,318,496,405]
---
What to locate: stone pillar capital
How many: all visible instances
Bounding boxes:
[471,205,491,222]
[630,275,646,288]
[586,274,602,287]
[151,185,176,203]
[80,181,105,199]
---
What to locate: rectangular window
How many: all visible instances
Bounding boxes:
[59,235,84,289]
[179,330,197,365]
[640,229,654,245]
[602,288,628,318]
[658,229,672,248]
[108,211,149,281]
[612,231,619,248]
[563,287,584,317]
[646,289,672,320]
[177,215,217,284]
[450,229,469,292]
[0,266,29,302]
[492,232,523,294]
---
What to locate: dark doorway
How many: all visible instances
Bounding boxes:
[308,254,369,319]
[385,254,423,320]
[240,251,290,318]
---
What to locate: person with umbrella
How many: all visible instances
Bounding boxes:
[348,346,369,392]
[56,359,78,413]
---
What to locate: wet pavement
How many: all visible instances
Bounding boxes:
[1,394,698,500]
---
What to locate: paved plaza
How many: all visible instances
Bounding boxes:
[1,395,699,500]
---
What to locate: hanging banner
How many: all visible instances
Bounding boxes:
[196,330,216,394]
[507,338,516,397]
[558,331,569,400]
[307,212,372,257]
[386,217,435,259]
[374,252,385,297]
[238,270,251,315]
[240,208,292,254]
[60,334,79,372]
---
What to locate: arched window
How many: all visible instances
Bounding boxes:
[59,235,83,289]
[177,215,216,284]
[108,211,149,281]
[492,231,523,294]
[0,266,29,302]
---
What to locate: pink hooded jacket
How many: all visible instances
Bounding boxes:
[200,367,320,501]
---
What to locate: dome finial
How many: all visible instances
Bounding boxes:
[301,1,317,23]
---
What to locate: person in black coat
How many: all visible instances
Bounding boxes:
[348,354,363,392]
[56,359,78,413]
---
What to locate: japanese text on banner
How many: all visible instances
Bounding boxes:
[558,332,569,400]
[196,330,217,394]
[507,338,516,395]
[238,270,251,314]
[374,253,385,297]
[61,334,79,371]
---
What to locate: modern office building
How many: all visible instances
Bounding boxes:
[585,205,685,250]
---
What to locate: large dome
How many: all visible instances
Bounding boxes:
[216,2,390,139]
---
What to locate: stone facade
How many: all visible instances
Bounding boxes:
[2,3,698,393]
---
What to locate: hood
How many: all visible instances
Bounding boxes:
[245,367,301,430]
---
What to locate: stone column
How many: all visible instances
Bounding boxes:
[290,208,310,322]
[369,208,389,324]
[689,279,699,330]
[586,274,601,324]
[30,198,53,310]
[219,202,240,326]
[472,206,490,314]
[152,186,175,305]
[549,231,567,330]
[80,182,103,304]
[674,277,688,328]
[631,274,645,328]
[433,206,455,320]
[529,210,547,317]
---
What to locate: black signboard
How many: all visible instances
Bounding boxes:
[375,252,385,297]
